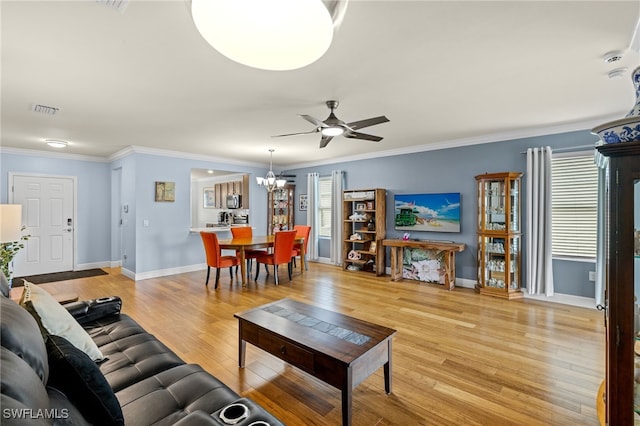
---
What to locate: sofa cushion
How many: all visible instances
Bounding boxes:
[116,364,240,426]
[20,281,104,361]
[84,314,184,392]
[0,348,50,426]
[0,297,48,383]
[46,335,124,426]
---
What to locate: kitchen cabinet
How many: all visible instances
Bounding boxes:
[213,176,249,208]
[475,172,523,299]
[342,188,386,275]
[596,140,640,425]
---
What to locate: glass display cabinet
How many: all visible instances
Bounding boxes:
[267,184,294,234]
[475,172,523,299]
[596,140,640,425]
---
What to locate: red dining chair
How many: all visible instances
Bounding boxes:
[292,225,311,270]
[230,226,265,277]
[200,231,239,289]
[254,230,297,285]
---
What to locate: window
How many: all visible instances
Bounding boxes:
[318,176,332,237]
[551,153,598,258]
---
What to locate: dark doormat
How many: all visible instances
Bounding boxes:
[12,269,108,287]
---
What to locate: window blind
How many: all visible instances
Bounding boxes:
[318,177,332,237]
[551,154,598,258]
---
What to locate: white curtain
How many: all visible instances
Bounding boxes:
[330,170,344,265]
[594,151,609,307]
[526,147,554,296]
[306,172,319,261]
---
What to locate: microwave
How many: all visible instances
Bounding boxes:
[226,194,242,209]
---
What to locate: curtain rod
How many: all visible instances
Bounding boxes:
[520,144,596,154]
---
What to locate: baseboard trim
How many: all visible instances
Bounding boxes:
[131,263,206,281]
[76,261,112,271]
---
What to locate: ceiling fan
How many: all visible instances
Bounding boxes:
[272,100,390,148]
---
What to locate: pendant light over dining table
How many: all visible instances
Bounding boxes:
[190,0,347,71]
[257,149,286,192]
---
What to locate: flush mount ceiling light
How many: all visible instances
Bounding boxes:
[45,139,68,148]
[190,0,347,71]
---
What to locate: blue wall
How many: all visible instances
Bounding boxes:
[1,128,600,297]
[289,130,600,298]
[0,152,111,267]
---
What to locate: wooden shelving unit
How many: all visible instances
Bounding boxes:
[475,172,523,299]
[342,188,386,275]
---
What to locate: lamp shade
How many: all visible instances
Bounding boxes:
[0,205,22,243]
[191,0,334,71]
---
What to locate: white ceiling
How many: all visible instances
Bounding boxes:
[2,1,640,169]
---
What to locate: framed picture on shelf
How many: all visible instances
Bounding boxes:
[203,187,215,208]
[299,194,308,211]
[356,203,366,211]
[366,201,374,210]
[369,241,377,253]
[155,181,175,202]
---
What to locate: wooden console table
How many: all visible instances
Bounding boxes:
[382,239,465,290]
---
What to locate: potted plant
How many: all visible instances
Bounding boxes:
[1,227,28,283]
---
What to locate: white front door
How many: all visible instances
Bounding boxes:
[10,174,75,276]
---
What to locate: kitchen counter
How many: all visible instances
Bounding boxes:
[190,224,252,233]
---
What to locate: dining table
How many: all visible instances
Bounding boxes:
[218,235,305,285]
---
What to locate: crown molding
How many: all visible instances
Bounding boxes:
[108,145,265,168]
[284,115,609,170]
[0,146,109,162]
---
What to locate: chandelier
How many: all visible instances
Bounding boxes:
[256,149,286,192]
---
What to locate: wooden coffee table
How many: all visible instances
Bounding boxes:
[234,298,397,426]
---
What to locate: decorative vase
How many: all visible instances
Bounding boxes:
[592,65,640,144]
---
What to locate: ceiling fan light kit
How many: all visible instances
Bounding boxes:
[191,0,338,71]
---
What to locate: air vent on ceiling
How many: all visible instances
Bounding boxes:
[96,0,129,13]
[31,104,60,115]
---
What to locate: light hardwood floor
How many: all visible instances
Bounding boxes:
[29,263,604,426]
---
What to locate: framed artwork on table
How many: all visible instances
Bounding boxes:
[203,187,215,208]
[155,181,175,202]
[299,194,308,211]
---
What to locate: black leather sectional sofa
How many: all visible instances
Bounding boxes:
[0,274,284,426]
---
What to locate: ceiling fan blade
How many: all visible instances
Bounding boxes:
[346,116,390,130]
[271,130,318,138]
[319,135,334,148]
[300,114,327,128]
[344,131,383,142]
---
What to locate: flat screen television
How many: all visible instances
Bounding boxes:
[394,192,461,232]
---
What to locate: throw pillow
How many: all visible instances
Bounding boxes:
[20,281,104,361]
[46,335,124,426]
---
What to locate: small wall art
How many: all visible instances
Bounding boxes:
[299,194,308,211]
[155,181,175,202]
[203,187,215,208]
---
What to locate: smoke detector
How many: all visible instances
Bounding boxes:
[603,50,625,64]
